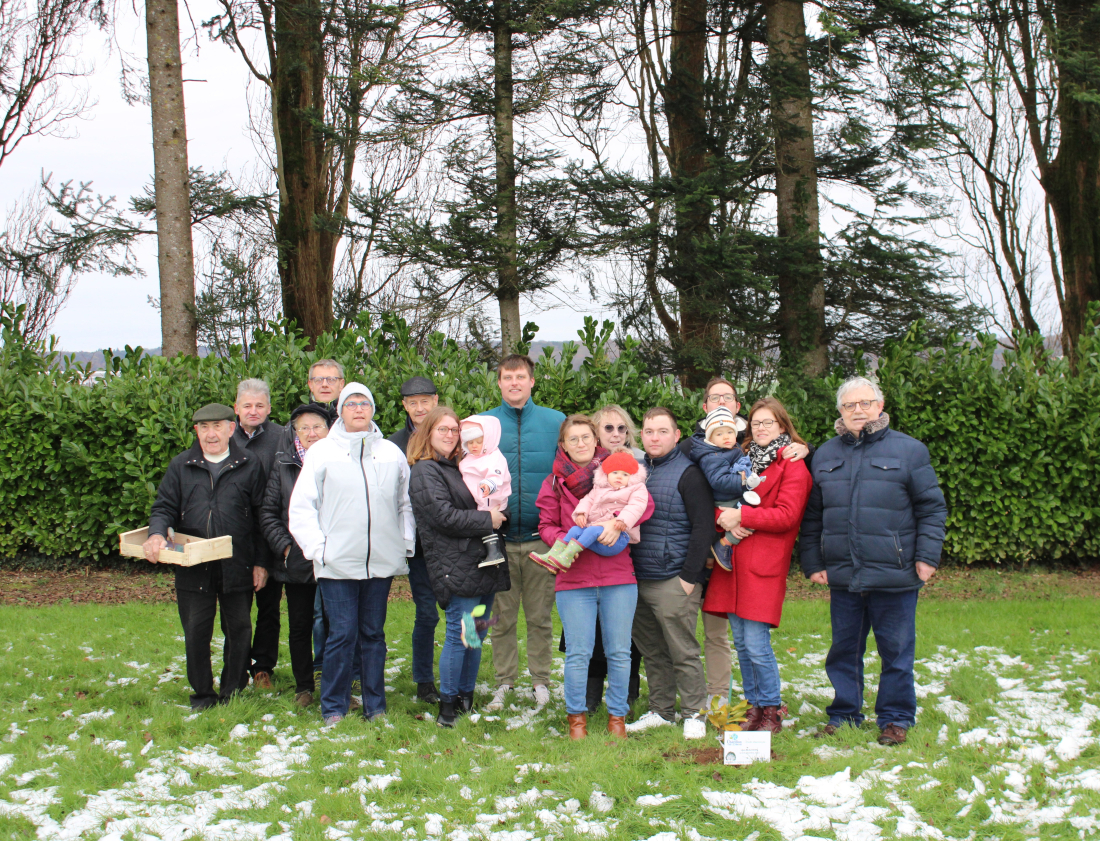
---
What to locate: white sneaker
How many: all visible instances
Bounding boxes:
[484,685,511,712]
[625,711,674,733]
[683,713,707,740]
[533,684,551,707]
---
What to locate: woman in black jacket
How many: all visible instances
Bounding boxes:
[259,403,334,707]
[408,406,510,727]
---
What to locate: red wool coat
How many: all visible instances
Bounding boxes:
[702,453,812,628]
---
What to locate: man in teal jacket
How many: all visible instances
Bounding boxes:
[482,354,565,711]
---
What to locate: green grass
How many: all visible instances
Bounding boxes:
[0,594,1098,840]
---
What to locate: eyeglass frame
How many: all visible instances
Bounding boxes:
[839,399,879,412]
[309,375,344,385]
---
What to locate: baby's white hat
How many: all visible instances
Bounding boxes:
[703,407,742,444]
[460,421,484,443]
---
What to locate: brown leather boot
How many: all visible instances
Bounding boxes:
[568,712,587,740]
[607,715,627,739]
[759,705,785,735]
[741,705,764,731]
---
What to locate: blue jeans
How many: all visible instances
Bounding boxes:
[313,587,360,682]
[317,577,392,719]
[556,584,638,716]
[727,613,781,707]
[407,553,440,684]
[825,588,919,730]
[564,525,630,557]
[439,594,495,699]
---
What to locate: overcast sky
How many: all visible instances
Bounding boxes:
[0,2,606,352]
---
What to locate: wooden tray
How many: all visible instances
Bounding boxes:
[119,527,232,567]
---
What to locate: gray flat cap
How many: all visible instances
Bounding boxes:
[192,403,236,423]
[400,376,437,397]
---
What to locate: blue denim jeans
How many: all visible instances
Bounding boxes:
[407,553,440,684]
[317,577,392,719]
[825,588,919,730]
[727,613,781,707]
[556,584,638,716]
[439,594,495,699]
[564,525,630,557]
[313,587,360,682]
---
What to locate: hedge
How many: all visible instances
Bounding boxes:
[2,306,1098,567]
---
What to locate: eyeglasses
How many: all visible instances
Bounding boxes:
[309,376,344,385]
[566,434,594,446]
[840,400,877,412]
[750,419,776,430]
[706,393,737,405]
[435,425,461,436]
[603,424,627,435]
[295,424,328,435]
[343,400,372,410]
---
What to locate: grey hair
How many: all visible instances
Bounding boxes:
[237,378,271,401]
[309,358,345,378]
[836,376,884,409]
[591,404,639,449]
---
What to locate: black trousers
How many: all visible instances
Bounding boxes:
[284,581,318,693]
[176,588,253,709]
[249,578,284,676]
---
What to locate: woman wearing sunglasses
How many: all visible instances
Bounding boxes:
[289,383,416,725]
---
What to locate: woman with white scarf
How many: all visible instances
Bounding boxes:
[289,383,415,724]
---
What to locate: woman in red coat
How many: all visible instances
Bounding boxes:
[702,397,812,734]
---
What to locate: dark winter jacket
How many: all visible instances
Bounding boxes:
[259,424,315,585]
[688,434,754,500]
[148,439,267,594]
[484,398,565,543]
[408,456,511,607]
[633,447,715,584]
[232,419,283,567]
[387,415,418,454]
[799,417,947,593]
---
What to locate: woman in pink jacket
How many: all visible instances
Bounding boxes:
[533,415,654,740]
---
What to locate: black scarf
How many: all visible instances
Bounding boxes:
[748,432,791,475]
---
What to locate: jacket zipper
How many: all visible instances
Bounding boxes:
[892,534,903,568]
[515,407,522,540]
[360,444,372,575]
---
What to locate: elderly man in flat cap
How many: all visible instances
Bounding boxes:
[143,404,268,711]
[387,375,442,703]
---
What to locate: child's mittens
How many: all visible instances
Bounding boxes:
[743,472,765,490]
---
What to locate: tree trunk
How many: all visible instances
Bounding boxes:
[666,0,717,388]
[146,0,197,357]
[274,0,334,345]
[1044,0,1100,360]
[493,0,521,355]
[765,0,827,378]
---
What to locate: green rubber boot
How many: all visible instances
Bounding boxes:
[529,539,569,573]
[555,540,585,570]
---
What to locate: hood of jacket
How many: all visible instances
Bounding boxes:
[461,413,503,455]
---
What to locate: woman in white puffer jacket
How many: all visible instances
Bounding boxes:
[290,382,415,724]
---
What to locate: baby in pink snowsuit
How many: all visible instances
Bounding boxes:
[459,414,512,567]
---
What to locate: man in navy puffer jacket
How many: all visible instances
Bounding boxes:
[800,376,947,746]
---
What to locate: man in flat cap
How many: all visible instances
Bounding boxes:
[388,376,441,703]
[143,404,268,710]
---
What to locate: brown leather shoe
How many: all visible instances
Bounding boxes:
[293,691,313,708]
[568,712,587,740]
[878,724,908,746]
[758,705,786,735]
[740,705,764,731]
[813,723,839,738]
[607,715,627,739]
[253,671,273,690]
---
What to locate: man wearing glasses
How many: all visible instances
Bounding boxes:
[800,376,946,746]
[307,360,346,408]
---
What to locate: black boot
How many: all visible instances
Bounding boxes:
[627,669,640,709]
[438,697,457,728]
[479,534,507,568]
[585,676,604,714]
[417,682,441,704]
[458,690,474,715]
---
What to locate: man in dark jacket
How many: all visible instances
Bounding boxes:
[143,403,267,711]
[626,407,715,733]
[483,355,565,711]
[232,378,283,690]
[387,376,442,704]
[800,376,947,746]
[259,403,334,707]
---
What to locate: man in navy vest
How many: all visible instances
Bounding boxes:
[800,376,947,746]
[627,407,715,733]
